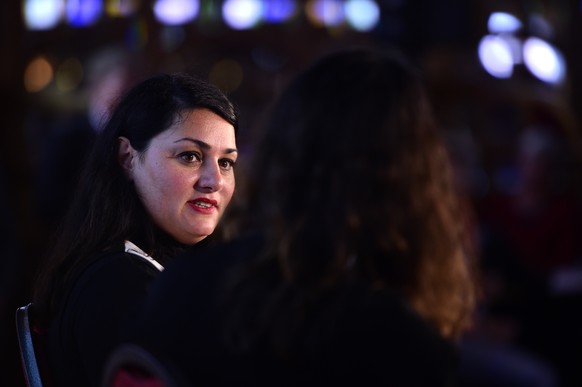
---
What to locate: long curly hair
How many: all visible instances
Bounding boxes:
[241,47,476,339]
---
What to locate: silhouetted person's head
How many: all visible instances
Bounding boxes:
[246,47,476,338]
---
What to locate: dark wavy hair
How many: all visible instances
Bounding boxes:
[240,47,476,339]
[34,73,238,322]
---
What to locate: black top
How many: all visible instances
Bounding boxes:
[47,244,163,387]
[123,235,460,387]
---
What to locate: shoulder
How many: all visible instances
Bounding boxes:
[80,248,161,285]
[156,233,264,290]
[326,287,459,383]
[52,246,165,340]
[128,234,264,335]
[349,288,452,347]
[63,246,164,315]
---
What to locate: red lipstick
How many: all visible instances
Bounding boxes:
[187,198,218,214]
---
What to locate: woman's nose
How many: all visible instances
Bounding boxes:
[195,162,223,193]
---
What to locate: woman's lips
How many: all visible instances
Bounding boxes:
[187,198,218,214]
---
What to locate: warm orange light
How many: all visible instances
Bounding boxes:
[24,56,54,93]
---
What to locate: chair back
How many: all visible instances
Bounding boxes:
[15,303,50,387]
[102,344,184,387]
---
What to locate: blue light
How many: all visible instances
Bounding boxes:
[344,0,379,31]
[478,35,514,79]
[263,0,297,23]
[66,0,103,27]
[23,0,65,30]
[523,37,566,84]
[222,0,263,30]
[153,0,200,26]
[487,12,522,34]
[308,0,344,27]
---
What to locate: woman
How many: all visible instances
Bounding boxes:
[121,48,477,386]
[32,73,239,386]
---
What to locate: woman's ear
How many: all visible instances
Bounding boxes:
[118,136,136,178]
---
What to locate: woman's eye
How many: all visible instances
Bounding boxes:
[219,159,236,171]
[179,152,201,163]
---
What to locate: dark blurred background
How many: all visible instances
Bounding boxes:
[2,1,582,386]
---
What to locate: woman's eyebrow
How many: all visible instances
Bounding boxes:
[174,137,238,154]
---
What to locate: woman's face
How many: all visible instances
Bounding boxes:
[121,108,237,245]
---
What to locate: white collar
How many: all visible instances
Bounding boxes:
[124,240,164,272]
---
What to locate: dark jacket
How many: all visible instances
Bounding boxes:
[47,241,163,387]
[123,234,460,387]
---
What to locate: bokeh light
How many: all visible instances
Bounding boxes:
[105,0,140,17]
[153,0,199,25]
[222,0,263,30]
[523,37,566,84]
[24,56,54,92]
[55,57,84,92]
[478,35,514,79]
[487,12,522,34]
[23,0,65,30]
[344,0,379,32]
[305,0,344,28]
[66,0,103,27]
[263,0,297,23]
[125,17,149,50]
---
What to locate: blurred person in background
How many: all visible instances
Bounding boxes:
[26,47,138,233]
[476,113,582,387]
[442,121,560,387]
[119,47,477,386]
[31,72,239,387]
